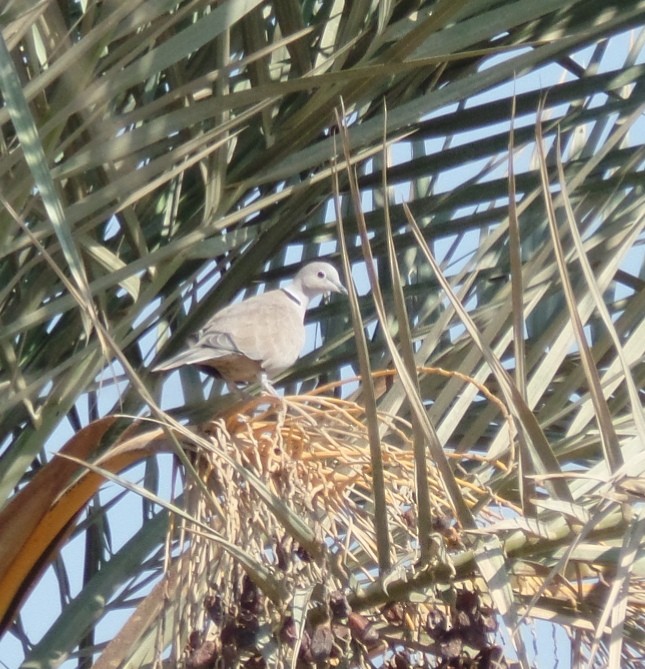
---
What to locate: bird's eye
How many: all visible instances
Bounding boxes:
[317,271,326,278]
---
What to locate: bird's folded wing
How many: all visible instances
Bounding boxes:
[154,289,305,373]
[199,292,305,371]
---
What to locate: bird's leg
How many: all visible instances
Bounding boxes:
[259,372,279,397]
[224,379,247,400]
[258,372,288,427]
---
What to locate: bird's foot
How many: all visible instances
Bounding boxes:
[259,373,280,397]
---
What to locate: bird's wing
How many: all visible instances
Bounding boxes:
[154,290,306,376]
[198,290,306,375]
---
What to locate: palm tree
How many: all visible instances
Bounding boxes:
[0,1,644,667]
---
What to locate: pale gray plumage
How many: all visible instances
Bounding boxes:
[153,262,347,392]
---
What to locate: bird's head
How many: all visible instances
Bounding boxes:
[294,262,348,300]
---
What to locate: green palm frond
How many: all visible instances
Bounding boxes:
[0,1,644,667]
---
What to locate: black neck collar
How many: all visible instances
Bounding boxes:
[281,287,303,306]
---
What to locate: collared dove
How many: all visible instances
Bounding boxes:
[153,261,347,393]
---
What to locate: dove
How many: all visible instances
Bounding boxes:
[153,261,347,393]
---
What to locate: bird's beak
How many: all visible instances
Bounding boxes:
[323,280,347,303]
[331,280,348,295]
